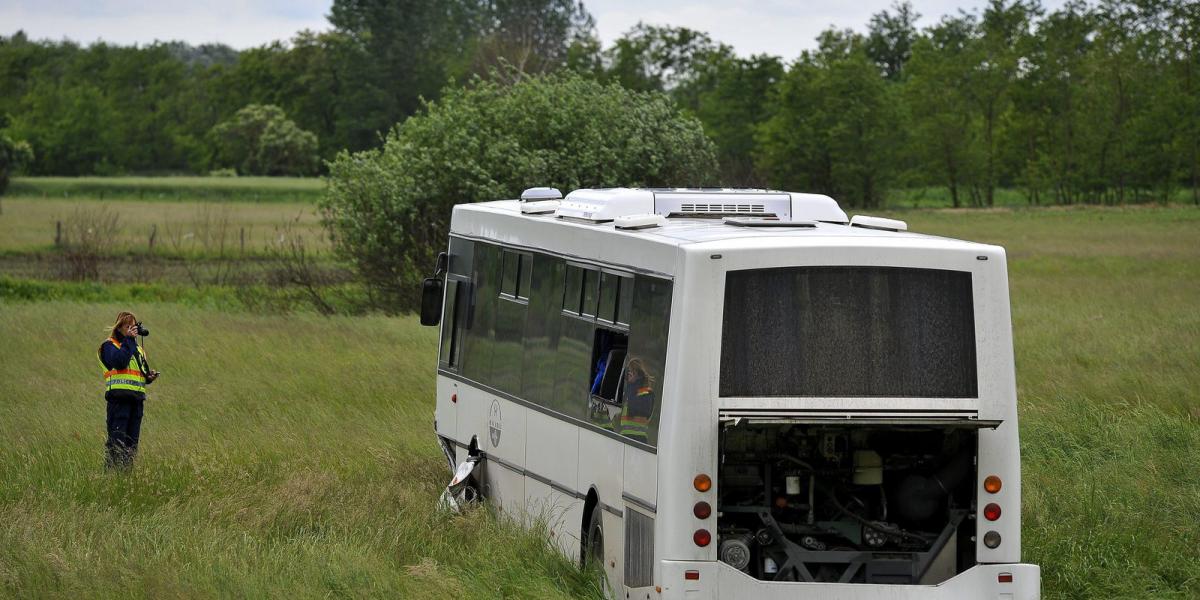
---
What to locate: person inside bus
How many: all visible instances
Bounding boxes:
[618,357,655,442]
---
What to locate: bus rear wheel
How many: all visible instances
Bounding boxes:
[582,508,607,590]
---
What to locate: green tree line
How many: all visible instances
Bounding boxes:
[1,0,1197,205]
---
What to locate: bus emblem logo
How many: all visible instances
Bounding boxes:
[488,400,502,447]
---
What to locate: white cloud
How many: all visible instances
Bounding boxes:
[590,0,1069,60]
[2,0,329,48]
[2,0,1067,56]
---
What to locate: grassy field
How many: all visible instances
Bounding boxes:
[886,186,1199,208]
[6,176,324,204]
[0,306,600,599]
[0,196,1197,598]
[0,197,327,256]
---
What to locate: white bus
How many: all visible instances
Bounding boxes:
[423,187,1040,599]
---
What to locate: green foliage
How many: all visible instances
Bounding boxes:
[865,1,920,80]
[1,2,1198,204]
[210,104,319,176]
[756,31,899,208]
[323,72,718,311]
[470,0,597,78]
[0,116,34,195]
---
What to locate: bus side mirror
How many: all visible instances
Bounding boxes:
[420,277,443,326]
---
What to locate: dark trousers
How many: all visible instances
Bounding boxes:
[105,397,144,470]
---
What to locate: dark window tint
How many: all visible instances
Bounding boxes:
[518,254,533,300]
[502,250,520,297]
[521,256,562,407]
[582,268,600,317]
[720,267,977,398]
[438,237,475,370]
[617,275,634,325]
[599,272,619,323]
[439,280,461,367]
[461,243,502,383]
[622,275,672,445]
[564,265,583,313]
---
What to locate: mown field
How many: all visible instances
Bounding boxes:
[0,181,1197,599]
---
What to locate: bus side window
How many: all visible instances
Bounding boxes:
[589,328,628,403]
[501,249,531,301]
[581,268,600,317]
[598,272,619,323]
[616,274,634,326]
[439,279,472,368]
[622,275,672,445]
[563,264,583,313]
[439,238,475,371]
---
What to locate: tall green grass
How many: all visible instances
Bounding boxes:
[0,304,601,599]
[6,176,324,204]
[0,198,327,255]
[905,206,1200,599]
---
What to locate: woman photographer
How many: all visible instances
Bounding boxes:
[98,311,158,470]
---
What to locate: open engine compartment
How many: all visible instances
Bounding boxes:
[717,422,978,585]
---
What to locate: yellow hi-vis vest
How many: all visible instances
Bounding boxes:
[619,387,653,440]
[98,337,147,395]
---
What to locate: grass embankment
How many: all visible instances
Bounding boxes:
[0,197,327,256]
[0,204,1196,598]
[0,306,600,598]
[5,176,324,204]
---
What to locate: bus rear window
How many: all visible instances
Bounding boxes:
[720,266,977,398]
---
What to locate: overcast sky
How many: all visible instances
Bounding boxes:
[2,0,1068,60]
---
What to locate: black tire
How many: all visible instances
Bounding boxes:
[582,507,609,593]
[582,507,604,569]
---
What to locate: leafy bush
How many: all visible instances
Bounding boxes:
[322,71,718,311]
[210,105,319,176]
[0,115,34,196]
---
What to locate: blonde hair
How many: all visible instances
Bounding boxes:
[625,357,655,387]
[109,311,138,340]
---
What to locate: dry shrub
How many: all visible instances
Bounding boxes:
[58,205,120,281]
[165,203,241,286]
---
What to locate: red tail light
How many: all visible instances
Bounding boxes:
[684,570,700,580]
[693,529,711,547]
[983,503,1002,521]
[693,501,712,519]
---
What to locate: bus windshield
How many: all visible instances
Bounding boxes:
[720,266,977,398]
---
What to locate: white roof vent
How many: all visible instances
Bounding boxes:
[556,188,654,222]
[553,187,849,224]
[656,190,790,219]
[724,217,816,229]
[521,187,562,201]
[850,215,907,232]
[520,187,562,214]
[614,213,666,230]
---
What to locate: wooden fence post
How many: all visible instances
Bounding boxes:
[55,220,62,247]
[149,224,157,251]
